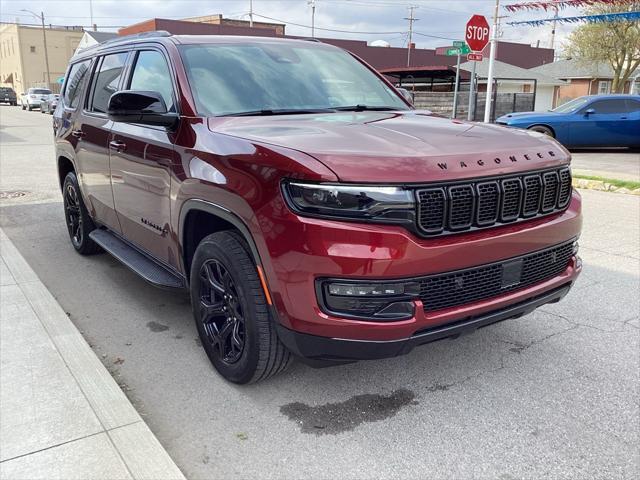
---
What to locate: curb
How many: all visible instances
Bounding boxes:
[0,228,186,480]
[572,178,640,195]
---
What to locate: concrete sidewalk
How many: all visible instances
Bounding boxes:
[0,228,185,480]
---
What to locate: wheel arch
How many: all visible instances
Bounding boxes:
[179,199,263,282]
[527,124,556,138]
[57,155,76,190]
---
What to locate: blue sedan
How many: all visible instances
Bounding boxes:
[496,94,640,148]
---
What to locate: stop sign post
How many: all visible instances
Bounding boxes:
[464,14,490,121]
[465,15,490,53]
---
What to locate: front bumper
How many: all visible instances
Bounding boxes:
[261,190,582,342]
[277,282,573,362]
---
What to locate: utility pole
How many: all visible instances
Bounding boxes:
[249,0,254,27]
[550,4,558,51]
[404,6,418,67]
[308,0,316,38]
[452,49,461,119]
[89,0,95,30]
[483,0,500,123]
[21,9,51,89]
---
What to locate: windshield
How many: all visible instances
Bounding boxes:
[179,42,408,116]
[552,97,590,113]
[31,89,52,95]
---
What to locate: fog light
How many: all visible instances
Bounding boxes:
[319,280,420,321]
[328,282,420,297]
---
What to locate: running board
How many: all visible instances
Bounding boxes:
[89,229,186,289]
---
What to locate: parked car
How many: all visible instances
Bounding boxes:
[496,94,640,148]
[54,32,582,384]
[40,94,60,114]
[20,87,52,110]
[0,86,17,105]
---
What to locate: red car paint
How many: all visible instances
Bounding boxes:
[55,34,582,362]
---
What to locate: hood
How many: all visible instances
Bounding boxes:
[208,111,569,183]
[497,111,558,122]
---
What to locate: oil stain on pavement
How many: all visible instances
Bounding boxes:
[280,388,417,435]
[146,321,169,332]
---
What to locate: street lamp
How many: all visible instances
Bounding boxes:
[20,9,51,89]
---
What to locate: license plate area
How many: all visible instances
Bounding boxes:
[501,259,523,288]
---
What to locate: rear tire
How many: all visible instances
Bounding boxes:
[190,231,291,384]
[21,103,25,110]
[528,125,554,137]
[62,172,102,255]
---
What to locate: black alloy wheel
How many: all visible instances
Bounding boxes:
[62,172,102,255]
[198,259,246,364]
[64,181,83,248]
[190,231,291,384]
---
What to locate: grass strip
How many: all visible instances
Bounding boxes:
[573,174,640,191]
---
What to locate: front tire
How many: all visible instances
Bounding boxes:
[190,231,291,384]
[21,103,26,110]
[62,172,102,255]
[528,125,554,137]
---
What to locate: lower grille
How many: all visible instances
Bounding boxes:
[419,240,575,312]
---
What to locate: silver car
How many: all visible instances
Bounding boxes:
[20,88,52,111]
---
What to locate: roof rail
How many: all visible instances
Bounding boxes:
[99,30,172,47]
[74,30,172,55]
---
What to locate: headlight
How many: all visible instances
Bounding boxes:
[283,181,414,222]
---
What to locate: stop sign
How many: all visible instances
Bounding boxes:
[465,15,490,52]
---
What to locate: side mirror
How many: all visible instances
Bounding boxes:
[584,108,595,116]
[107,90,178,128]
[397,87,414,106]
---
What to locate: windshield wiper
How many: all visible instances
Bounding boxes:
[220,108,336,117]
[333,105,399,112]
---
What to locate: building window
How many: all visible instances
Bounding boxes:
[30,46,36,53]
[598,80,611,95]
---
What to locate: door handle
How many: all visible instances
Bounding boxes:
[71,129,85,138]
[109,140,127,152]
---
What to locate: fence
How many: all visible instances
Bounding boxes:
[413,91,535,121]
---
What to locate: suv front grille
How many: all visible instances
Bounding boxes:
[419,240,574,312]
[416,167,572,236]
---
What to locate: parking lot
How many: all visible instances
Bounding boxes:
[1,106,639,479]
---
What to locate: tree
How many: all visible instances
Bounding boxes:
[565,2,640,93]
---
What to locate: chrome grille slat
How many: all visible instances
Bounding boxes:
[416,167,572,236]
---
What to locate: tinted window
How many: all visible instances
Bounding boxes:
[625,99,640,112]
[63,60,91,108]
[90,52,128,113]
[31,88,51,95]
[129,50,175,112]
[179,43,407,116]
[587,99,627,114]
[552,97,589,113]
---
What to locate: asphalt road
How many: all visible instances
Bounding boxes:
[571,150,640,182]
[1,106,639,479]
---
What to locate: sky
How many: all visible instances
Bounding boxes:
[0,0,584,52]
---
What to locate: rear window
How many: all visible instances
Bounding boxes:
[31,89,51,95]
[63,60,91,108]
[0,87,14,93]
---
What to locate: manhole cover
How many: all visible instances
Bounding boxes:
[0,190,29,199]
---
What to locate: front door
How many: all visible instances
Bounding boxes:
[569,98,630,147]
[109,49,179,268]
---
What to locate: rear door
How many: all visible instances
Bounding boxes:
[73,51,129,232]
[109,47,180,267]
[569,98,629,147]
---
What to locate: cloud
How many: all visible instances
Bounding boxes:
[1,0,583,50]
